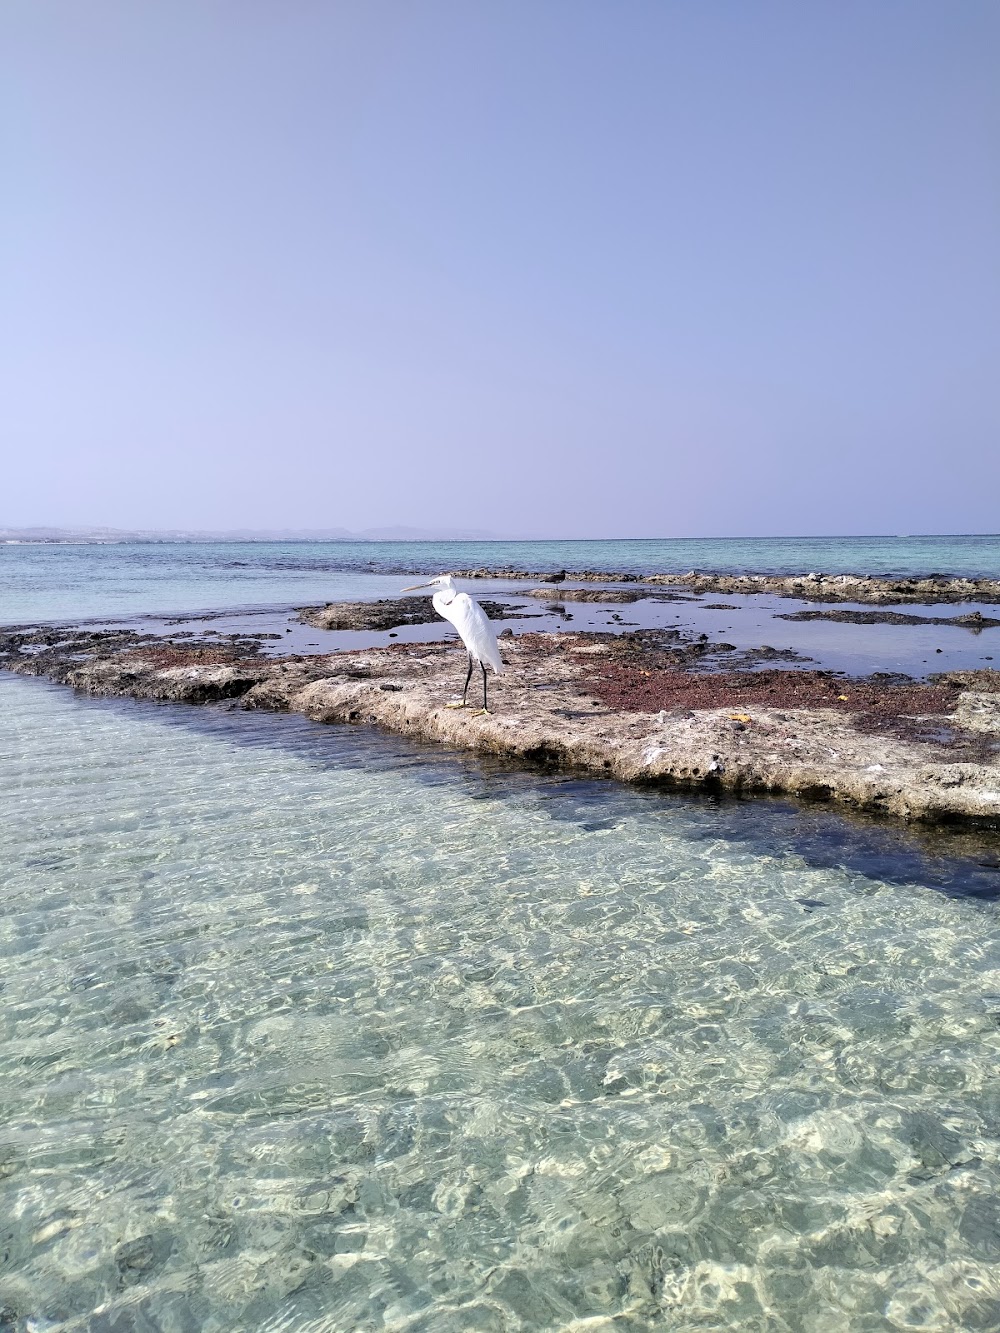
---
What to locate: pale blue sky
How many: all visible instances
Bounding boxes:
[3,2,998,537]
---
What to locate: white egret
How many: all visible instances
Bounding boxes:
[401,574,504,712]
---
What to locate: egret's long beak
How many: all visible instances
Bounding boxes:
[402,581,432,592]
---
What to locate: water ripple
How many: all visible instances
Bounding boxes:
[2,674,1000,1330]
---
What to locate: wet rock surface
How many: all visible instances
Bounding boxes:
[450,568,644,583]
[453,568,1000,604]
[297,597,513,631]
[649,572,1000,604]
[778,608,1000,628]
[0,625,288,710]
[521,587,686,603]
[589,665,996,759]
[3,616,999,828]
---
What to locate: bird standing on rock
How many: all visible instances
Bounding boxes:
[401,574,503,713]
[539,570,567,585]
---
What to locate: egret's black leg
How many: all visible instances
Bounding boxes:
[481,662,488,710]
[461,654,474,705]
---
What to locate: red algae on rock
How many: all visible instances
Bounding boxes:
[589,666,958,727]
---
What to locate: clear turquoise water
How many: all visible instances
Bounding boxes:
[3,674,1000,1331]
[4,540,1000,1329]
[3,535,999,624]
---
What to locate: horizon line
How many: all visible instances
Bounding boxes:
[3,528,999,543]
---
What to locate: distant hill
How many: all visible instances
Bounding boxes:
[356,525,502,541]
[0,524,508,543]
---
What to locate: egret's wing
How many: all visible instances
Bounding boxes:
[438,593,503,673]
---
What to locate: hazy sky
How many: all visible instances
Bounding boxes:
[3,2,998,537]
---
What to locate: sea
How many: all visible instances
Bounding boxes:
[3,536,1000,1331]
[4,533,1000,623]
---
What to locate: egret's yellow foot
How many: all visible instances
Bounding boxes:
[471,708,491,717]
[444,701,467,709]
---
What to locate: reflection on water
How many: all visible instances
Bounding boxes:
[3,674,1000,1331]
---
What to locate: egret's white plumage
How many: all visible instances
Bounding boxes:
[402,574,503,710]
[432,588,503,674]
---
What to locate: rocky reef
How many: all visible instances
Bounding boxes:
[452,569,1000,604]
[520,587,684,603]
[298,597,513,631]
[3,616,999,828]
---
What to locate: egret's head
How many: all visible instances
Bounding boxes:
[401,573,456,593]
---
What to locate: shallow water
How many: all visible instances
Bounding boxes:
[5,539,998,680]
[98,590,1000,681]
[3,673,1000,1331]
[19,586,997,682]
[4,535,999,624]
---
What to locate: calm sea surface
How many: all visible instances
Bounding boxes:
[3,534,999,623]
[3,541,1000,1329]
